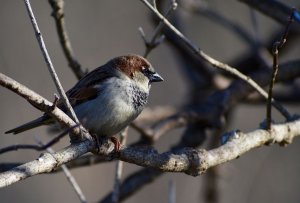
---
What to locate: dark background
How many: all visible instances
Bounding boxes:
[0,0,299,202]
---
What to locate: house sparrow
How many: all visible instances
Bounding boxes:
[5,54,163,150]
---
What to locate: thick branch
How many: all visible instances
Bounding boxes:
[100,117,300,202]
[0,140,96,188]
[120,119,300,175]
[0,73,84,136]
[1,105,299,188]
[0,154,110,173]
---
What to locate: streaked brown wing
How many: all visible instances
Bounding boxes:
[67,86,99,106]
[57,64,115,109]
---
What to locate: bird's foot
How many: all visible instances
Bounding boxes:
[110,136,121,153]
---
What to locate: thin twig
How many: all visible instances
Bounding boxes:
[0,125,77,154]
[48,0,87,79]
[23,0,82,142]
[0,144,43,154]
[139,0,178,57]
[239,0,300,29]
[60,164,87,203]
[266,10,294,129]
[112,127,128,203]
[139,0,291,120]
[35,138,88,203]
[168,180,176,203]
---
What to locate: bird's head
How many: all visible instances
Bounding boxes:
[111,54,163,91]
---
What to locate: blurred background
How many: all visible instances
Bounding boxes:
[0,0,300,202]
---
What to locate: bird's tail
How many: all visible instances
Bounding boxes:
[5,116,50,134]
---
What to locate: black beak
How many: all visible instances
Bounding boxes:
[149,72,164,83]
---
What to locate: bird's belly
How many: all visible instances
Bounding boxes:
[74,93,139,136]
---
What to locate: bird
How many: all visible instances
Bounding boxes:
[5,54,163,151]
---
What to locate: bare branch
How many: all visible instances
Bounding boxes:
[35,138,87,203]
[139,0,291,120]
[112,128,128,203]
[0,73,90,139]
[99,117,300,202]
[0,126,72,154]
[133,60,300,145]
[266,11,294,129]
[23,0,82,142]
[239,0,300,30]
[119,119,299,176]
[60,164,88,203]
[0,139,96,188]
[48,0,87,79]
[0,154,111,173]
[168,180,176,203]
[140,0,178,57]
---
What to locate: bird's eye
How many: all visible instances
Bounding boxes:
[141,66,147,72]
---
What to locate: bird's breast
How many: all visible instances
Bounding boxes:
[129,84,149,112]
[74,78,149,136]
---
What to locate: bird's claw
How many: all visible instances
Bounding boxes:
[110,136,121,153]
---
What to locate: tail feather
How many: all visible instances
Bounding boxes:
[5,116,50,134]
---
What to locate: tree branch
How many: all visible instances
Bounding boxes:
[48,0,87,79]
[112,128,128,203]
[139,0,178,57]
[99,117,300,202]
[0,139,96,188]
[139,0,291,120]
[239,0,300,30]
[266,11,294,129]
[0,73,82,136]
[0,127,69,154]
[23,0,82,142]
[120,118,300,175]
[2,71,299,188]
[35,138,87,203]
[133,60,300,145]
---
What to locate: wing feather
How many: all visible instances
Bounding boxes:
[58,64,115,108]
